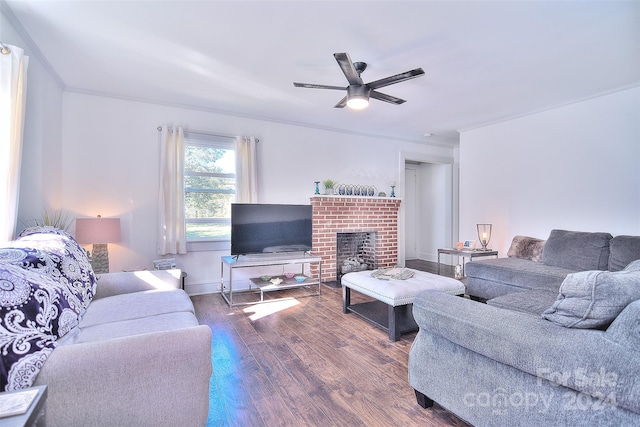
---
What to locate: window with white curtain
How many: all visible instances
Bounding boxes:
[183,133,236,242]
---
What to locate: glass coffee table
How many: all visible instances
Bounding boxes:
[437,248,498,277]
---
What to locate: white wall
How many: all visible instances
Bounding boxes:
[459,87,640,256]
[60,92,453,294]
[1,8,64,234]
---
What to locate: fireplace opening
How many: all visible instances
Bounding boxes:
[336,232,377,284]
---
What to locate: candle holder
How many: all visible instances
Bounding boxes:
[477,224,492,250]
[314,181,320,195]
[390,185,396,197]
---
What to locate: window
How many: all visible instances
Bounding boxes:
[183,134,236,242]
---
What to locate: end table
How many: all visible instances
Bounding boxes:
[437,248,498,277]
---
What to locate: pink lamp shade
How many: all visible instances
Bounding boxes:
[75,217,121,244]
[75,217,121,274]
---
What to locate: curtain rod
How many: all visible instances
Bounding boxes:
[156,126,259,143]
[0,42,11,55]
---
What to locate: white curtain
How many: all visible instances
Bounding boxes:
[158,126,187,254]
[0,44,29,244]
[235,136,258,203]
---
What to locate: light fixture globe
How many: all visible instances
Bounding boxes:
[346,85,370,109]
[477,224,492,250]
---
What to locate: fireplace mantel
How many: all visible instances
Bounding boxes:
[310,196,401,285]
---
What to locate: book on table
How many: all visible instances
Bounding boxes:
[0,388,39,418]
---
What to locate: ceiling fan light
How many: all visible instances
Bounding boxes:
[346,85,371,109]
[347,96,369,109]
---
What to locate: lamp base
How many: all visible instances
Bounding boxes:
[91,243,110,274]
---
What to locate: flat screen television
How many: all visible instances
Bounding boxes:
[231,203,313,256]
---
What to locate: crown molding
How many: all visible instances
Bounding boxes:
[458,82,640,134]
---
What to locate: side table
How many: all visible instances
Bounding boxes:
[437,248,498,277]
[0,385,47,427]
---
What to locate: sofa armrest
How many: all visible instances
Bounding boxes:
[413,291,640,413]
[94,269,185,299]
[34,325,212,426]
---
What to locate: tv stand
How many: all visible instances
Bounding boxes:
[220,254,322,307]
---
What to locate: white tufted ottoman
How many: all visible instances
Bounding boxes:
[341,268,465,341]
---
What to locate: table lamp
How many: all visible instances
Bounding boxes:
[75,215,121,274]
[477,224,492,250]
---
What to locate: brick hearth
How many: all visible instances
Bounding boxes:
[310,196,401,284]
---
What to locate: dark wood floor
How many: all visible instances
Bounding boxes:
[191,260,470,427]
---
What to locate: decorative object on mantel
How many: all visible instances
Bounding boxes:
[390,183,396,197]
[378,192,387,197]
[314,181,320,195]
[322,179,336,195]
[335,184,378,197]
[477,224,493,250]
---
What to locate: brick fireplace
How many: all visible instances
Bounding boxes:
[310,196,401,285]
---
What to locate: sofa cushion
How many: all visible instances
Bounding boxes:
[487,289,559,316]
[465,257,574,292]
[542,229,612,271]
[542,263,640,329]
[79,288,195,328]
[60,312,199,345]
[609,235,640,272]
[94,269,183,299]
[507,235,545,262]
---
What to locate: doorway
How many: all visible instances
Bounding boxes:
[401,154,457,264]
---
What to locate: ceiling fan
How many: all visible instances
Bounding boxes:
[293,52,424,109]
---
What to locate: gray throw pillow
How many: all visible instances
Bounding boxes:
[507,235,545,262]
[542,263,640,329]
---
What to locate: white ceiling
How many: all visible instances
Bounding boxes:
[4,0,640,146]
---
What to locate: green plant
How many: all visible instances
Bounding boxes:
[21,209,73,231]
[322,179,336,189]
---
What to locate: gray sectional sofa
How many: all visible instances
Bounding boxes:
[465,229,640,301]
[408,229,640,426]
[0,227,212,426]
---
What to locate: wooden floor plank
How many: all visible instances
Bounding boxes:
[192,260,470,427]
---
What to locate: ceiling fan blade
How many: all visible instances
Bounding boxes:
[294,82,346,90]
[370,90,406,105]
[334,53,363,86]
[367,68,425,90]
[333,96,347,108]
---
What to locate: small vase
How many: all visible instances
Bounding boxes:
[324,188,334,195]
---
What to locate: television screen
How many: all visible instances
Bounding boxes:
[231,204,313,256]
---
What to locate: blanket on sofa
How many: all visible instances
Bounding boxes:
[0,227,96,390]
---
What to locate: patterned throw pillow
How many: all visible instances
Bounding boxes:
[0,264,68,391]
[10,227,97,314]
[0,226,97,390]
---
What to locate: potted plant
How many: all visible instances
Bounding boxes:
[322,179,336,195]
[21,209,73,231]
